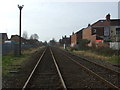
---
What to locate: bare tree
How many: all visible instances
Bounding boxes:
[30,33,39,40]
[22,31,28,39]
[33,33,39,40]
[30,34,34,40]
[49,38,56,46]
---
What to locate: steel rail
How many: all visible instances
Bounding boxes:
[61,51,120,89]
[73,52,120,74]
[50,48,67,90]
[22,48,47,90]
[80,57,120,74]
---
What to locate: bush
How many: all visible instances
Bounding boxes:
[83,47,118,57]
[70,39,119,57]
[77,39,90,50]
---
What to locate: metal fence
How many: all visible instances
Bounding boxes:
[2,43,38,55]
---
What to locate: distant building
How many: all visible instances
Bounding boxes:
[10,35,27,44]
[59,35,70,46]
[70,29,83,47]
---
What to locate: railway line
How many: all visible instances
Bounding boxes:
[22,47,120,89]
[52,47,120,89]
[22,47,66,89]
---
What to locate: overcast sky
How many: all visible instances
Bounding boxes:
[0,0,119,42]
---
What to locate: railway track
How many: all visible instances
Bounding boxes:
[22,46,120,89]
[22,47,66,90]
[52,47,120,89]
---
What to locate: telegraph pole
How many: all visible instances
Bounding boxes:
[18,5,24,55]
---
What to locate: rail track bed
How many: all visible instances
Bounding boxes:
[22,47,119,89]
[53,47,120,89]
[24,47,63,89]
[51,47,112,89]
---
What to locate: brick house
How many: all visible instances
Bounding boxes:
[83,14,120,47]
[59,35,70,46]
[71,29,83,47]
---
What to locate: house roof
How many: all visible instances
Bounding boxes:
[11,35,25,39]
[75,28,84,34]
[11,35,18,38]
[1,33,8,39]
[110,19,120,26]
[11,35,27,42]
[91,19,120,27]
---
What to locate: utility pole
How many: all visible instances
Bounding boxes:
[18,5,24,55]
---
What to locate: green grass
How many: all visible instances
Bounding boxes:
[2,54,29,76]
[3,54,26,67]
[109,56,120,64]
[2,46,43,76]
[67,44,120,64]
[73,50,120,64]
[61,46,120,64]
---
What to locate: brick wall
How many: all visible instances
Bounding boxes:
[83,27,92,40]
[92,27,104,36]
[82,27,97,47]
[71,34,77,47]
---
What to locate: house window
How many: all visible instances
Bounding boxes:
[92,29,97,35]
[93,29,96,33]
[116,28,120,36]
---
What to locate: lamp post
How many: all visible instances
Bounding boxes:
[18,5,24,55]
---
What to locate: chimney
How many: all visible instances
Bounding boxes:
[72,32,74,35]
[106,14,110,21]
[65,35,66,38]
[88,24,91,27]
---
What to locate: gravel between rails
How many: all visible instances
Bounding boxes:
[26,47,63,89]
[57,48,120,88]
[51,47,110,89]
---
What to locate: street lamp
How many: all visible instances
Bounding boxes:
[18,5,24,55]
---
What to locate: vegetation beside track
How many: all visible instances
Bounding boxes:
[60,46,120,65]
[72,50,120,64]
[2,46,44,76]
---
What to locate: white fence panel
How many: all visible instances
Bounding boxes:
[110,42,120,50]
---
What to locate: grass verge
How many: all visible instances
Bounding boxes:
[2,47,43,76]
[72,50,120,65]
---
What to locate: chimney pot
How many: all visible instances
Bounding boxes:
[88,24,91,27]
[106,14,110,21]
[72,32,74,35]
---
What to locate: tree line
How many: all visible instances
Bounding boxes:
[22,31,39,40]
